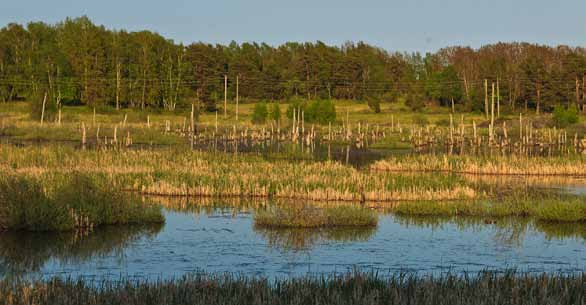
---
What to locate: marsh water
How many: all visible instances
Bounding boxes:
[1,199,585,281]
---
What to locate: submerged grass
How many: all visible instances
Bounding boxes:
[0,174,164,231]
[1,271,585,305]
[254,206,378,228]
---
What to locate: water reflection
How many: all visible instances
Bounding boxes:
[254,226,376,251]
[394,215,586,246]
[0,224,162,277]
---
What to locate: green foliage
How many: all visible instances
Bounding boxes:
[0,174,164,231]
[411,114,429,126]
[305,100,336,124]
[366,97,381,113]
[552,106,579,128]
[255,205,377,228]
[3,271,586,304]
[251,102,268,124]
[269,103,281,122]
[405,93,425,112]
[29,91,57,122]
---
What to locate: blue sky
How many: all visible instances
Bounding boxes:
[2,0,585,52]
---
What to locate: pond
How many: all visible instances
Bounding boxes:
[1,201,584,281]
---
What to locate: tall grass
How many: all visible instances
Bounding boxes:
[254,205,378,228]
[393,193,586,222]
[0,173,164,231]
[1,271,584,305]
[372,154,586,176]
[0,145,478,202]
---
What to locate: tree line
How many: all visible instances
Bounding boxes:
[1,16,585,114]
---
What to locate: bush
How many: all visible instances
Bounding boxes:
[286,99,306,119]
[552,106,579,128]
[251,102,268,124]
[405,93,425,112]
[29,91,57,122]
[412,114,429,126]
[366,97,381,113]
[0,174,163,231]
[305,100,336,124]
[269,103,281,123]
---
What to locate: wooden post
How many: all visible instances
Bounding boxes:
[57,108,61,125]
[147,115,150,128]
[40,92,47,126]
[224,74,227,118]
[236,75,239,121]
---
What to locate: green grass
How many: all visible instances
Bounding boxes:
[254,205,378,228]
[0,173,164,231]
[393,193,586,223]
[2,271,585,305]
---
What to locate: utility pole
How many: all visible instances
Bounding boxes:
[490,82,495,143]
[484,79,489,120]
[224,74,227,118]
[236,75,239,121]
[497,78,500,118]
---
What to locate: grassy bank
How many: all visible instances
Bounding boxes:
[0,145,478,202]
[254,206,377,228]
[372,154,586,176]
[392,194,586,222]
[0,174,163,231]
[1,271,584,305]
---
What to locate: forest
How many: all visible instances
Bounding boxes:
[1,16,585,113]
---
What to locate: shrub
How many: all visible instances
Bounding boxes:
[251,102,268,124]
[552,106,579,128]
[0,174,163,231]
[366,97,381,113]
[405,93,425,112]
[412,114,429,126]
[269,103,281,123]
[29,91,57,122]
[305,100,336,124]
[286,99,306,119]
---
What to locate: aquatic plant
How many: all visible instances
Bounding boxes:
[1,271,584,305]
[254,205,378,228]
[0,173,164,231]
[0,145,478,203]
[393,194,586,223]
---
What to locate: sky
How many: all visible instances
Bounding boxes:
[2,0,585,53]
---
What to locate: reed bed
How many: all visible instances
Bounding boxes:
[372,154,586,176]
[1,271,584,305]
[0,173,163,231]
[0,145,478,203]
[392,194,586,222]
[254,205,378,228]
